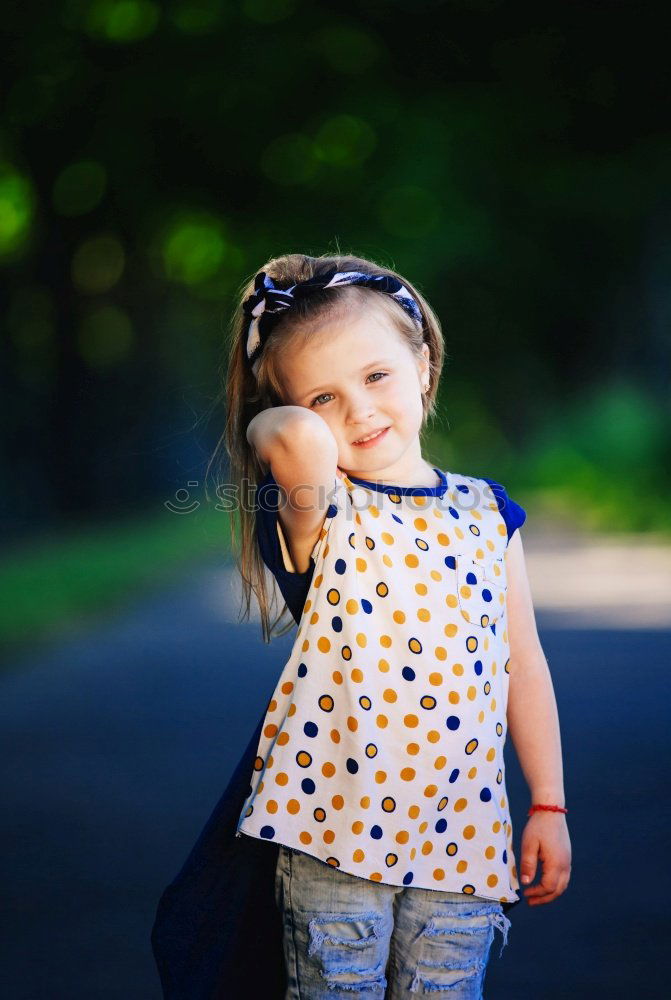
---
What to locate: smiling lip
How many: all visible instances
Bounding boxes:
[352,427,390,447]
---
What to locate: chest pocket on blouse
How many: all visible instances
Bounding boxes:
[455,554,507,627]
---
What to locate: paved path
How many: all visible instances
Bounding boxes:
[1,528,669,998]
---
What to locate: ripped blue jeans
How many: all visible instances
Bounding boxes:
[275,845,511,999]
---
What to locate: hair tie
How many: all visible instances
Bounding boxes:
[242,269,423,375]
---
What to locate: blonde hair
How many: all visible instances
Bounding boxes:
[206,251,446,642]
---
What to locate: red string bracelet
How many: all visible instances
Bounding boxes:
[527,803,568,816]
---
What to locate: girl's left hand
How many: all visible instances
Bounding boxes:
[518,812,572,906]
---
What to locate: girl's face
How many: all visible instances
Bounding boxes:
[277,306,433,485]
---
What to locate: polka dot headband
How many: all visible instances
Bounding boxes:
[242,269,424,376]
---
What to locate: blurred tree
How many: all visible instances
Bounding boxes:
[0,0,668,534]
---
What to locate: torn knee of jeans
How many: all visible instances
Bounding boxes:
[321,966,387,994]
[409,907,512,992]
[308,913,387,993]
[423,906,512,958]
[307,911,383,957]
[410,950,487,995]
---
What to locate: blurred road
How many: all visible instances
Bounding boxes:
[1,524,670,998]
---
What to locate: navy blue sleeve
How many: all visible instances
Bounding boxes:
[256,470,315,626]
[481,478,527,545]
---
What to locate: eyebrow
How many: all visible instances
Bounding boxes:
[300,360,395,401]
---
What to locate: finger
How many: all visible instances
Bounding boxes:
[525,881,558,898]
[525,871,566,904]
[519,851,539,886]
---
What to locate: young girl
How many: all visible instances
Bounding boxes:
[151,252,571,999]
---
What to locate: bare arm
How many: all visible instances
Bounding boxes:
[505,528,572,905]
[246,405,311,468]
[505,529,565,805]
[248,407,339,573]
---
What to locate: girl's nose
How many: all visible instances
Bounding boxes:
[347,399,375,424]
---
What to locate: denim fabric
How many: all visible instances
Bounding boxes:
[275,845,511,999]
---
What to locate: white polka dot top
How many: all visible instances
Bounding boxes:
[236,467,522,906]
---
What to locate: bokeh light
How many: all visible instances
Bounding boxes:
[314,115,377,167]
[0,164,35,260]
[309,25,381,74]
[78,304,134,369]
[71,234,125,294]
[84,0,160,43]
[160,213,228,286]
[53,161,107,217]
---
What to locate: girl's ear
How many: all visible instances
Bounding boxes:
[419,343,430,380]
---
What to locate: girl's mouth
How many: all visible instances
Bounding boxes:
[352,427,389,448]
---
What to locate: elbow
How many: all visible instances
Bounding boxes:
[277,411,337,456]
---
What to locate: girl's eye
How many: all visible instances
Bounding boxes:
[310,372,388,408]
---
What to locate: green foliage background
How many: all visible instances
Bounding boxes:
[1,0,669,646]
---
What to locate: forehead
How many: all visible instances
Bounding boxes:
[280,307,408,386]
